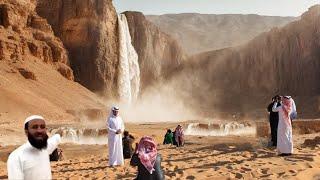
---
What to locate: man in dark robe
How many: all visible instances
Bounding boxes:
[267,95,281,146]
[122,131,135,159]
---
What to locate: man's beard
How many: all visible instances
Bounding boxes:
[28,132,48,150]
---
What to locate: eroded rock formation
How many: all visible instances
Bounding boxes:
[0,0,73,80]
[0,0,104,125]
[36,0,119,97]
[177,5,320,118]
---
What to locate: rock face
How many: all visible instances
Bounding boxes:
[176,5,320,118]
[124,11,186,91]
[36,0,119,97]
[0,0,73,80]
[0,0,104,125]
[147,14,296,55]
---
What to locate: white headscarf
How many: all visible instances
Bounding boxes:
[109,106,120,118]
[112,106,119,111]
[24,115,45,127]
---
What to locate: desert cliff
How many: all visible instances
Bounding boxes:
[174,5,320,118]
[36,0,119,97]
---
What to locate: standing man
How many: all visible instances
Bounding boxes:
[272,96,294,155]
[287,96,297,121]
[107,106,125,166]
[267,95,281,147]
[7,115,61,180]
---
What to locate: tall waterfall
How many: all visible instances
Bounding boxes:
[117,14,140,104]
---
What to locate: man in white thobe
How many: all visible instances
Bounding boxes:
[7,115,61,180]
[272,96,294,155]
[107,106,125,166]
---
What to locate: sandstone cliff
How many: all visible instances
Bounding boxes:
[36,0,119,97]
[0,0,73,80]
[175,5,320,118]
[124,11,186,91]
[0,0,105,127]
[147,14,296,55]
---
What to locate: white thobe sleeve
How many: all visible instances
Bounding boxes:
[272,102,281,112]
[47,134,61,154]
[7,153,23,180]
[292,99,297,112]
[107,118,117,133]
[121,118,125,132]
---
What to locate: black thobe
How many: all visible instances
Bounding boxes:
[267,102,280,146]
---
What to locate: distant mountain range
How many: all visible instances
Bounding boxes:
[147,14,297,55]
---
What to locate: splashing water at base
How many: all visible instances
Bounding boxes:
[50,127,108,145]
[185,122,256,136]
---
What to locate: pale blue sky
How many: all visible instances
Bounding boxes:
[113,0,320,17]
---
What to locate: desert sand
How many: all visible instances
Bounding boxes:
[1,122,320,180]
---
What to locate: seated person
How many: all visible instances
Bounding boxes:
[163,129,173,145]
[122,131,135,159]
[130,136,164,180]
[175,125,185,147]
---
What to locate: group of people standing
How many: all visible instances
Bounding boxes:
[267,95,297,156]
[9,97,299,180]
[163,125,185,147]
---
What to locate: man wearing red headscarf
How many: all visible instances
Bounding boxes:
[272,96,295,156]
[130,136,164,179]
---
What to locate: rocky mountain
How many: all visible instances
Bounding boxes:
[0,0,104,126]
[124,11,186,91]
[36,0,119,97]
[174,5,320,118]
[0,0,73,80]
[36,2,185,96]
[147,13,296,55]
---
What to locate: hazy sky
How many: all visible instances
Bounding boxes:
[113,0,320,17]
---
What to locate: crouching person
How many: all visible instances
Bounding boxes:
[130,136,164,180]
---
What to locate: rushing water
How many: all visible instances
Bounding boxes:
[118,14,140,105]
[185,122,256,136]
[49,127,108,145]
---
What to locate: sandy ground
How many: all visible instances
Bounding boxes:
[1,123,320,179]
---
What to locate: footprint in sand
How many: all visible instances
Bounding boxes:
[226,165,233,170]
[241,167,252,171]
[289,169,297,174]
[260,174,272,178]
[260,168,270,174]
[174,166,179,171]
[235,173,243,179]
[213,166,220,171]
[277,172,286,177]
[167,172,177,178]
[186,175,196,180]
[177,169,184,175]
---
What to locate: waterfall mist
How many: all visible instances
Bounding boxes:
[115,82,197,122]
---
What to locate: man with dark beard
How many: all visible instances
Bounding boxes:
[7,115,61,180]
